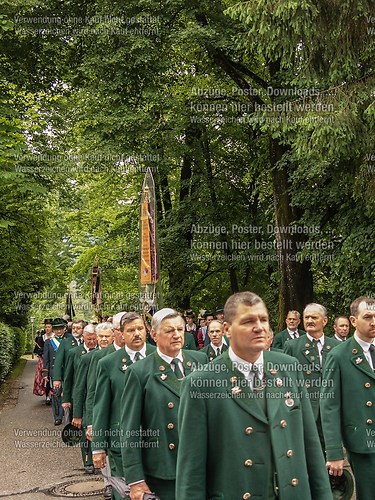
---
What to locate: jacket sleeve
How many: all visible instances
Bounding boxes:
[320,352,344,461]
[92,358,111,451]
[176,373,207,500]
[72,354,90,418]
[120,367,145,484]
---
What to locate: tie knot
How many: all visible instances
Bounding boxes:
[171,358,184,379]
[134,352,141,362]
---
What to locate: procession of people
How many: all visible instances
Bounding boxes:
[30,293,375,500]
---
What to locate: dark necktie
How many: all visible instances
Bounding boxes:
[369,345,375,370]
[134,352,141,362]
[251,365,266,392]
[312,339,322,364]
[216,347,221,357]
[171,358,184,379]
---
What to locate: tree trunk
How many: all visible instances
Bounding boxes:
[269,138,313,328]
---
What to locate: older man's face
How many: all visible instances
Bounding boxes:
[152,317,185,357]
[303,308,327,338]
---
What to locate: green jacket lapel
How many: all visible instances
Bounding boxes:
[220,351,268,424]
[153,352,181,397]
[300,338,319,366]
[263,350,293,421]
[350,338,375,379]
[118,350,133,373]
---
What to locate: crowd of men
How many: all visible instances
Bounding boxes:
[33,293,375,500]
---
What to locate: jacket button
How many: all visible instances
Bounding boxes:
[167,423,174,429]
[245,427,253,435]
[244,459,253,467]
[306,370,311,375]
[167,402,174,409]
[243,493,251,499]
[366,401,373,407]
[287,450,293,457]
[280,420,287,428]
[365,382,371,388]
[168,443,175,450]
[291,478,298,486]
[367,419,373,425]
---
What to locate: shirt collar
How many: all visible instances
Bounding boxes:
[156,347,183,365]
[126,344,147,360]
[228,347,264,377]
[354,332,375,352]
[210,342,224,351]
[113,342,122,350]
[83,343,94,352]
[306,333,325,345]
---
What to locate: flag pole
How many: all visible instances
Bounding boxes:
[139,168,160,320]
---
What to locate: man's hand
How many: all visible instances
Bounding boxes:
[326,459,344,476]
[72,417,82,428]
[62,402,71,409]
[86,425,93,441]
[129,481,152,500]
[53,380,62,389]
[92,451,106,469]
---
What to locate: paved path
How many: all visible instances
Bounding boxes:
[0,356,356,499]
[0,357,105,500]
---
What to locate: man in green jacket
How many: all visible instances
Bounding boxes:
[92,312,156,500]
[273,310,305,349]
[321,296,375,500]
[120,308,208,500]
[284,303,339,450]
[200,319,228,361]
[176,292,332,500]
[62,323,97,473]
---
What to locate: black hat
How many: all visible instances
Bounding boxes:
[216,307,224,314]
[203,311,214,319]
[61,423,83,446]
[44,318,53,325]
[184,309,195,318]
[329,469,354,500]
[52,318,66,329]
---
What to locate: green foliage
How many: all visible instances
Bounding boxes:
[0,0,373,329]
[0,323,15,380]
[12,327,27,363]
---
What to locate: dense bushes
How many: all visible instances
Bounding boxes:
[0,323,27,381]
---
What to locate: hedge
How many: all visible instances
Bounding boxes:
[0,323,27,381]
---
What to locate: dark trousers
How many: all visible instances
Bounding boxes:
[145,475,175,500]
[347,450,375,500]
[51,384,63,422]
[80,429,93,466]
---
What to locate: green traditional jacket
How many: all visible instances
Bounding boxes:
[73,345,116,421]
[273,329,306,349]
[183,332,197,350]
[176,349,332,500]
[120,349,208,485]
[200,342,228,362]
[91,344,156,477]
[284,334,340,419]
[321,336,375,460]
[62,344,97,405]
[53,335,81,382]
